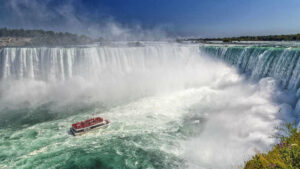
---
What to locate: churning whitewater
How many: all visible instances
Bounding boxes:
[0,43,293,169]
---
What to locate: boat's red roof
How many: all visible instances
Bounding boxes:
[72,117,104,129]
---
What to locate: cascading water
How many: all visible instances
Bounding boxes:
[201,45,300,115]
[200,46,300,90]
[0,43,295,169]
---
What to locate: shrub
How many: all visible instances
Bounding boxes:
[244,122,300,169]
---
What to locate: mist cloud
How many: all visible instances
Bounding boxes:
[0,44,296,168]
[2,0,171,40]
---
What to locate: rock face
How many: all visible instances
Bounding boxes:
[0,37,32,47]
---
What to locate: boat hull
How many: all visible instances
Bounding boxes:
[70,123,109,136]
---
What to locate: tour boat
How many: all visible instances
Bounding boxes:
[70,117,110,136]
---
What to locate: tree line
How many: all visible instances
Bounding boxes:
[0,28,93,46]
[183,34,300,43]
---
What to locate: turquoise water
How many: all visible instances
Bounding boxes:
[0,44,293,169]
[0,89,215,169]
[200,45,300,90]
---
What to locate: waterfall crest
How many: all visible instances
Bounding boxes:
[0,45,199,81]
[201,46,300,91]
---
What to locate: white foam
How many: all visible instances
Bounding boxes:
[0,44,296,169]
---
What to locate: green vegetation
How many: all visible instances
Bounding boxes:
[0,28,93,46]
[183,34,300,43]
[244,122,300,169]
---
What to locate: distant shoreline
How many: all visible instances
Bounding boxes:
[0,28,97,47]
[2,27,300,47]
[179,33,300,43]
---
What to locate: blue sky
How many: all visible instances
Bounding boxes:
[0,0,300,38]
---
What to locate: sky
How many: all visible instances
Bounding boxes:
[0,0,300,39]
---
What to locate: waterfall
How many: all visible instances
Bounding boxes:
[0,43,298,169]
[201,45,300,117]
[2,45,300,99]
[0,45,199,81]
[201,46,300,91]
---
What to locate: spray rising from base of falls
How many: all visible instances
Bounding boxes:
[0,44,296,169]
[200,46,300,90]
[201,45,300,120]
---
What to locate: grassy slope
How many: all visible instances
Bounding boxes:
[244,123,300,169]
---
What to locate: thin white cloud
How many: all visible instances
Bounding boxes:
[3,0,171,40]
